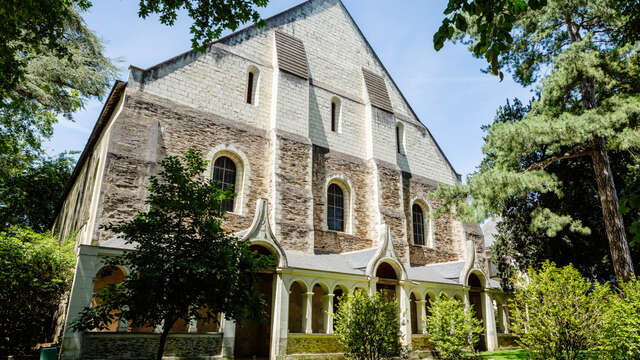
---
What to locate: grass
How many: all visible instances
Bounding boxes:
[477,349,529,360]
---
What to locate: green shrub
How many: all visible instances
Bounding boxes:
[0,227,75,355]
[333,290,401,360]
[424,295,483,360]
[509,262,609,360]
[598,279,640,360]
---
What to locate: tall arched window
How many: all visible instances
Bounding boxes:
[327,183,344,231]
[213,156,236,212]
[412,204,425,245]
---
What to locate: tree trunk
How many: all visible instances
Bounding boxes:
[156,320,173,360]
[591,136,635,281]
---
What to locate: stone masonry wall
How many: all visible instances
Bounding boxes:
[81,333,222,359]
[312,145,374,253]
[94,90,270,243]
[375,160,408,263]
[402,173,463,265]
[274,132,314,252]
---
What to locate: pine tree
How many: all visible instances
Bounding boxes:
[434,0,640,281]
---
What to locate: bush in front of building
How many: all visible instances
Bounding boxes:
[509,262,610,360]
[0,226,75,356]
[598,278,640,360]
[424,294,483,360]
[333,290,401,360]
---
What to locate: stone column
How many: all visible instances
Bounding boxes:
[416,300,427,334]
[187,317,198,333]
[303,291,314,334]
[271,272,289,358]
[398,282,411,346]
[484,293,498,351]
[324,294,335,334]
[154,321,164,334]
[369,277,377,297]
[117,305,129,332]
[221,316,235,358]
[501,304,510,334]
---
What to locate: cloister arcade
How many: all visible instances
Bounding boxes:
[60,200,510,359]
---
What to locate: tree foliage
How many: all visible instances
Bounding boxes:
[598,279,640,360]
[71,149,273,360]
[1,4,117,223]
[487,99,639,285]
[0,227,75,356]
[424,295,483,360]
[334,290,402,360]
[510,262,610,360]
[510,262,640,360]
[0,153,76,232]
[0,0,93,98]
[138,0,268,51]
[432,0,640,281]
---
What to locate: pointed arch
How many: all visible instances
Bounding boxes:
[240,199,287,268]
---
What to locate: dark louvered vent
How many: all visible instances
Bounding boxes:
[362,69,393,113]
[275,31,309,79]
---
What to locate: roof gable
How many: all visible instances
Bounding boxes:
[128,0,460,179]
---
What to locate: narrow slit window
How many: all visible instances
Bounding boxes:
[412,204,425,245]
[246,72,254,104]
[331,102,337,132]
[396,125,402,153]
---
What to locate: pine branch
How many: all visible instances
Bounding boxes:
[526,149,594,172]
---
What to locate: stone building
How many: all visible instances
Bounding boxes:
[54,0,512,358]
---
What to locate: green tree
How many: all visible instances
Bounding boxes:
[0,153,76,232]
[71,149,273,360]
[485,99,639,285]
[424,295,483,360]
[2,0,267,97]
[334,290,402,360]
[0,227,75,356]
[1,4,117,221]
[510,262,609,360]
[432,0,640,281]
[1,5,118,149]
[0,0,92,98]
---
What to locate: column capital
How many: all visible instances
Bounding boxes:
[416,299,427,304]
[304,291,315,296]
[323,293,335,298]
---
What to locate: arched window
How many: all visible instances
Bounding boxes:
[331,97,341,132]
[412,204,425,246]
[327,183,344,231]
[213,156,236,212]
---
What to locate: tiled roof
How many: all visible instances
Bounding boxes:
[362,69,393,113]
[275,31,309,79]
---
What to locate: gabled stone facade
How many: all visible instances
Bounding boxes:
[54,0,511,358]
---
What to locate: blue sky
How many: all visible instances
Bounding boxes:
[44,0,532,178]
